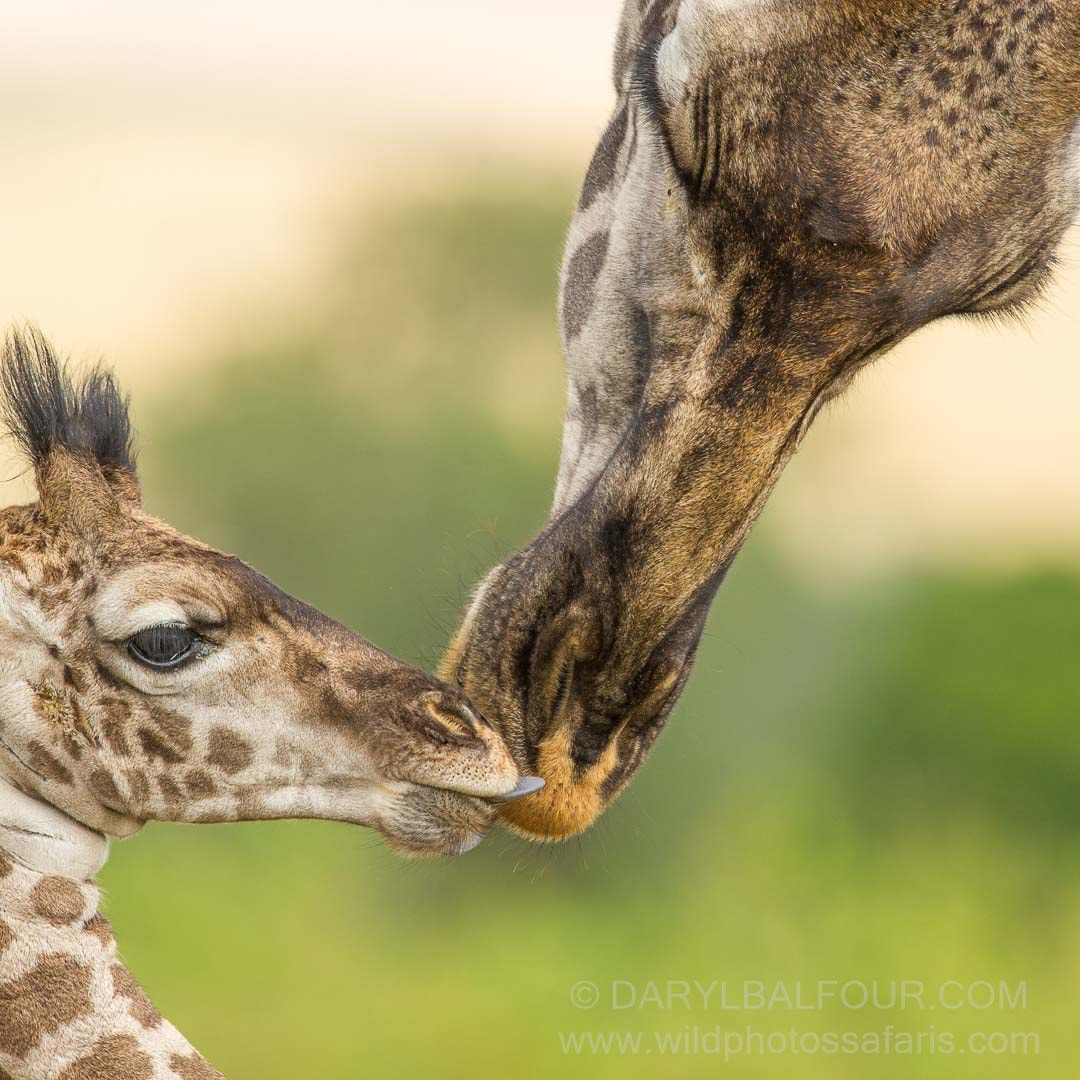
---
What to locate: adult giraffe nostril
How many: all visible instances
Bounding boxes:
[484,611,703,840]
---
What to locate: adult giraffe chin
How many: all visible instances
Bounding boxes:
[441,0,1080,840]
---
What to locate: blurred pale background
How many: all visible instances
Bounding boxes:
[2,3,1078,1078]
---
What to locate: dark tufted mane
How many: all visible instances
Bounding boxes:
[1,326,135,475]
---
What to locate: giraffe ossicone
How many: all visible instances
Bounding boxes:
[0,328,539,1078]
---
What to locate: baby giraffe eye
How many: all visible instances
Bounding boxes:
[127,624,200,670]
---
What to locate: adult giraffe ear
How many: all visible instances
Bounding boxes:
[614,0,678,92]
[1,327,142,533]
[635,0,718,193]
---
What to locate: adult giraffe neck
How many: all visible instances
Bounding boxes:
[0,778,109,881]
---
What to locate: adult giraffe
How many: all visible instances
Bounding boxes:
[442,0,1080,839]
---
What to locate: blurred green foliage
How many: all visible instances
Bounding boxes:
[104,175,1080,1079]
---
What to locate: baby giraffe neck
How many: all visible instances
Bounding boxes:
[0,781,224,1080]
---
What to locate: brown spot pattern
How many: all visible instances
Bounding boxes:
[27,741,74,786]
[90,768,124,809]
[83,913,115,947]
[0,954,93,1057]
[57,1034,154,1080]
[158,774,183,804]
[206,726,254,776]
[169,1052,226,1080]
[30,876,86,925]
[578,99,630,211]
[184,769,216,798]
[0,920,13,959]
[110,963,162,1029]
[136,712,194,764]
[561,231,611,340]
[99,699,132,756]
[123,768,152,806]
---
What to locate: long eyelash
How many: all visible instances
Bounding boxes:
[127,623,211,670]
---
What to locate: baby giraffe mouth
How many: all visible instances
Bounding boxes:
[384,774,546,858]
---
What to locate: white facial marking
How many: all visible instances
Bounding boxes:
[676,0,769,55]
[92,569,226,641]
[0,567,63,651]
[98,599,190,641]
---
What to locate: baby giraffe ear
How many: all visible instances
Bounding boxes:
[1,327,142,530]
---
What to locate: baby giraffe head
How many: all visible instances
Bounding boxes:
[0,329,540,859]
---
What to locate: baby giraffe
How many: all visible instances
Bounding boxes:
[0,329,541,1079]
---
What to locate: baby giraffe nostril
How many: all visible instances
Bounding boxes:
[421,692,490,740]
[403,686,521,802]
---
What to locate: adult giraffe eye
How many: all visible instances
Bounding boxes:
[127,624,199,670]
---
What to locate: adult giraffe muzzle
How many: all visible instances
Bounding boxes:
[442,0,1080,839]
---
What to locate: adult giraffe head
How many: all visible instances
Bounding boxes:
[442,0,1080,839]
[0,328,539,860]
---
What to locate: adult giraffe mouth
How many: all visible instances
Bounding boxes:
[441,537,712,841]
